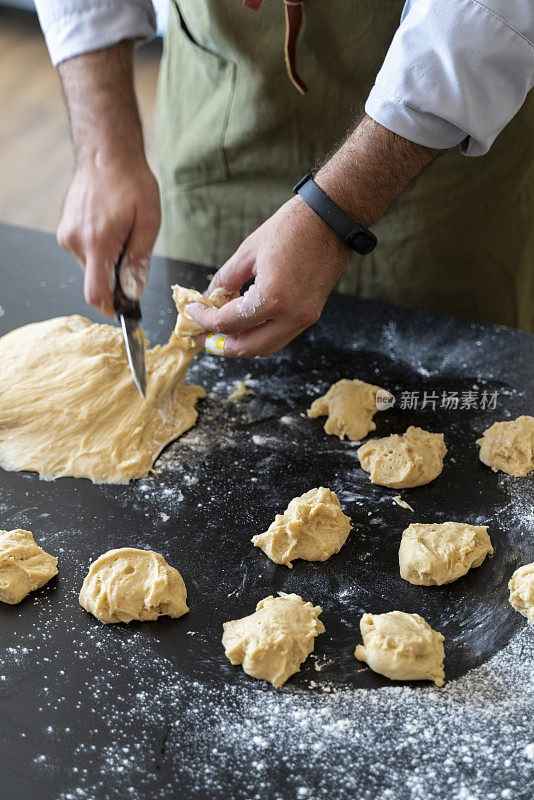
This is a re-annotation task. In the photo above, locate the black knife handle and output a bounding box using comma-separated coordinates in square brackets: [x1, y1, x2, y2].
[113, 247, 142, 321]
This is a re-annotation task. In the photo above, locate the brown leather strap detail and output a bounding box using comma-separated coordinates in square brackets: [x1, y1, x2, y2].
[283, 0, 307, 95]
[243, 0, 265, 10]
[243, 0, 308, 95]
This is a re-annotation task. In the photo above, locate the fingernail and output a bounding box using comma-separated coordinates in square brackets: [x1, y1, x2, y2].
[185, 302, 204, 321]
[205, 334, 226, 356]
[120, 258, 149, 301]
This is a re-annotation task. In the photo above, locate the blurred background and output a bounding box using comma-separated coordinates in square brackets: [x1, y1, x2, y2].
[0, 0, 168, 251]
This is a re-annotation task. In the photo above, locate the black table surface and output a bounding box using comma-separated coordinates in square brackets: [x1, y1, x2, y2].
[0, 222, 533, 800]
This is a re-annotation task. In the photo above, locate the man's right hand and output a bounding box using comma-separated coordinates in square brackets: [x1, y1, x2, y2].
[57, 153, 160, 317]
[57, 41, 160, 316]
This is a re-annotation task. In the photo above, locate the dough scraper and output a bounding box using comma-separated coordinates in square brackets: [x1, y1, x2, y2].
[113, 248, 147, 398]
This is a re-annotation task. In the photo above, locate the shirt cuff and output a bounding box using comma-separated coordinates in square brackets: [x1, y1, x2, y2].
[365, 84, 468, 152]
[364, 0, 534, 157]
[38, 1, 157, 66]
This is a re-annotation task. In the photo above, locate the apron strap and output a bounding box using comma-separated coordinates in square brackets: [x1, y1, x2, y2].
[243, 0, 308, 95]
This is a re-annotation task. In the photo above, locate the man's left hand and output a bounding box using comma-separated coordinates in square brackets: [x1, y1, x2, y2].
[187, 195, 351, 358]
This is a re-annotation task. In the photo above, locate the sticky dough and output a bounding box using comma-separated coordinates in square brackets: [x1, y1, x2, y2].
[0, 287, 235, 484]
[0, 529, 58, 604]
[399, 522, 493, 586]
[172, 285, 238, 338]
[222, 593, 324, 687]
[307, 378, 384, 441]
[357, 426, 447, 488]
[508, 563, 534, 622]
[477, 416, 534, 477]
[354, 611, 445, 686]
[251, 487, 352, 568]
[79, 547, 188, 624]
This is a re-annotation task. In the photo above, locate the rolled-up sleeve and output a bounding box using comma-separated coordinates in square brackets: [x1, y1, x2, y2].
[365, 0, 534, 156]
[35, 0, 157, 66]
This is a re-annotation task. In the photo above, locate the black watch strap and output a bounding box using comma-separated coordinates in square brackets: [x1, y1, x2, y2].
[293, 172, 377, 255]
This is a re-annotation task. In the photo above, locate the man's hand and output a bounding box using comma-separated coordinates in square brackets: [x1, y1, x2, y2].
[57, 42, 160, 316]
[188, 196, 351, 357]
[58, 153, 160, 316]
[189, 114, 438, 357]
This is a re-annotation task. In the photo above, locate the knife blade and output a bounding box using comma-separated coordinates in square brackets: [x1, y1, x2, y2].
[113, 248, 147, 398]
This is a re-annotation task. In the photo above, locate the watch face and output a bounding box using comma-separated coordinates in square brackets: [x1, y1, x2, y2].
[350, 230, 377, 255]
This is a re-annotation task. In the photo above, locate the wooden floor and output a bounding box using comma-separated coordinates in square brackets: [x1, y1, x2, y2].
[0, 8, 162, 247]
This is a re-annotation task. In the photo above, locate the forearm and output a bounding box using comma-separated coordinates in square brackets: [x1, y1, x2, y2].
[59, 41, 145, 167]
[56, 41, 160, 315]
[314, 114, 439, 228]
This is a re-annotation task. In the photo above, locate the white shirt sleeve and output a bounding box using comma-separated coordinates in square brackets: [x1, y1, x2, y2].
[365, 0, 534, 156]
[35, 0, 157, 66]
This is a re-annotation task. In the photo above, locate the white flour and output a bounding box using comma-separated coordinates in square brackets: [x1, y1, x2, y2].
[1, 513, 531, 800]
[5, 618, 529, 800]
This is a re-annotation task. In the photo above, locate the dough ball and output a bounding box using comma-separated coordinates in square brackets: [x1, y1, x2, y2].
[172, 285, 238, 339]
[0, 529, 58, 604]
[477, 416, 534, 477]
[357, 426, 447, 488]
[251, 487, 352, 568]
[399, 522, 493, 586]
[0, 314, 206, 483]
[79, 548, 189, 624]
[222, 593, 325, 687]
[354, 611, 445, 686]
[307, 378, 385, 441]
[508, 563, 534, 622]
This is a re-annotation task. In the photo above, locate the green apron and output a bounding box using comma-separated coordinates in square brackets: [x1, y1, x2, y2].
[155, 0, 534, 330]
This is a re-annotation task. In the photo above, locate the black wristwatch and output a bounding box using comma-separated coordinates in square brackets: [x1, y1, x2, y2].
[293, 172, 377, 255]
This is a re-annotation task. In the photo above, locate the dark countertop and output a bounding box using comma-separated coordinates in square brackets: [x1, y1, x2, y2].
[0, 222, 533, 800]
